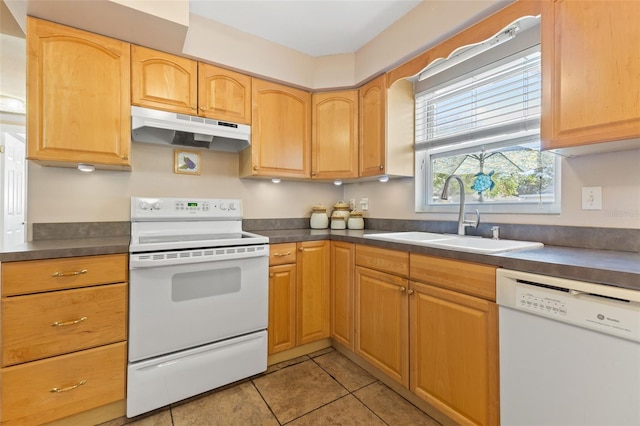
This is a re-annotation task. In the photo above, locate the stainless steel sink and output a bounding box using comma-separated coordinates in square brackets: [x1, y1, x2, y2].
[363, 232, 543, 254]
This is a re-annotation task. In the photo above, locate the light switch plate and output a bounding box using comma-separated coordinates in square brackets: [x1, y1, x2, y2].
[581, 186, 602, 210]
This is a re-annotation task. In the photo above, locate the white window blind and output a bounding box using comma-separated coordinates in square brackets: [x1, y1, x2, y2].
[415, 46, 541, 152]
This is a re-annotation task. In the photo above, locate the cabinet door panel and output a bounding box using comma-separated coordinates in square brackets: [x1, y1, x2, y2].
[268, 264, 296, 354]
[542, 0, 640, 148]
[410, 281, 498, 426]
[199, 63, 251, 124]
[312, 91, 358, 179]
[355, 266, 408, 387]
[330, 241, 354, 350]
[359, 75, 386, 177]
[248, 79, 311, 178]
[2, 283, 127, 366]
[27, 17, 130, 168]
[297, 241, 330, 345]
[131, 45, 197, 115]
[0, 342, 126, 425]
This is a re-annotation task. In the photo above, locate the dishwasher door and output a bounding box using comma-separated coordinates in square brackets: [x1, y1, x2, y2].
[496, 269, 640, 426]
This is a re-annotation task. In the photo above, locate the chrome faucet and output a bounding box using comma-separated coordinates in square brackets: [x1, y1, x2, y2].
[440, 175, 480, 235]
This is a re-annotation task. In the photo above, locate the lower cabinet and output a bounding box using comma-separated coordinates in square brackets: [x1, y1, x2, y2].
[354, 245, 410, 388]
[268, 241, 329, 354]
[330, 241, 355, 350]
[0, 254, 128, 425]
[410, 254, 498, 426]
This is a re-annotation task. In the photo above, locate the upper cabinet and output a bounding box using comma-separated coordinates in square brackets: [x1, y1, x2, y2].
[541, 0, 640, 151]
[312, 90, 359, 179]
[27, 17, 131, 170]
[131, 47, 251, 124]
[240, 79, 311, 179]
[359, 75, 386, 177]
[131, 45, 198, 115]
[198, 63, 252, 125]
[359, 75, 414, 179]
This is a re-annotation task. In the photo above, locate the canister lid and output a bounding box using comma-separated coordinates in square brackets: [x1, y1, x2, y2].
[349, 210, 363, 217]
[311, 204, 327, 212]
[333, 200, 350, 210]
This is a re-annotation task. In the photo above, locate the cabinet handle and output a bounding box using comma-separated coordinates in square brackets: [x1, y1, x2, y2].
[299, 247, 304, 252]
[379, 165, 384, 170]
[191, 105, 197, 110]
[50, 379, 87, 393]
[311, 172, 316, 176]
[274, 251, 292, 257]
[399, 286, 406, 293]
[253, 166, 259, 170]
[121, 155, 129, 160]
[269, 273, 274, 278]
[51, 316, 88, 327]
[51, 269, 88, 278]
[200, 106, 206, 111]
[408, 289, 415, 296]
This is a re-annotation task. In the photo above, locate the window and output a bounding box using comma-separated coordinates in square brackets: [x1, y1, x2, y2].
[415, 43, 561, 214]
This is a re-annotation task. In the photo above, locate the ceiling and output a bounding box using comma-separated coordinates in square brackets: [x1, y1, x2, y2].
[189, 0, 423, 57]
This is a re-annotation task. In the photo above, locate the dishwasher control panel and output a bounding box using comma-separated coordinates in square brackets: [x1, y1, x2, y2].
[497, 269, 640, 343]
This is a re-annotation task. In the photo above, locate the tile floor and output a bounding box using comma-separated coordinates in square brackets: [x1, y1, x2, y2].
[102, 347, 440, 426]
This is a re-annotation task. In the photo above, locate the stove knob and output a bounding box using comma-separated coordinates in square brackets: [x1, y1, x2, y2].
[219, 202, 227, 211]
[151, 201, 162, 211]
[228, 202, 237, 211]
[138, 201, 150, 211]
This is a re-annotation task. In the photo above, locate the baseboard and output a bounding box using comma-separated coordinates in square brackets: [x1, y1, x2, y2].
[267, 338, 332, 365]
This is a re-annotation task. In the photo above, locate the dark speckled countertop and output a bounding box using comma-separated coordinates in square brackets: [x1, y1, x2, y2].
[257, 229, 640, 291]
[1, 229, 638, 291]
[0, 237, 130, 262]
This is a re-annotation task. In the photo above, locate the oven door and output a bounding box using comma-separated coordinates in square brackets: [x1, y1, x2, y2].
[128, 250, 268, 362]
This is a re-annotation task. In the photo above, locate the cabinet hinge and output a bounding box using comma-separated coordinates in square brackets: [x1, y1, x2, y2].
[0, 145, 4, 153]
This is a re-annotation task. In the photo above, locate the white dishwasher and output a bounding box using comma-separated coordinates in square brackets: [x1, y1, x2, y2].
[496, 269, 640, 426]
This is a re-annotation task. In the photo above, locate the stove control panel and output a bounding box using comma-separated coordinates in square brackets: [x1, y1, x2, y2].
[131, 197, 242, 220]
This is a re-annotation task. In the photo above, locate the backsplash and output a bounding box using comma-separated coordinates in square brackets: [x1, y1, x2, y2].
[32, 219, 639, 253]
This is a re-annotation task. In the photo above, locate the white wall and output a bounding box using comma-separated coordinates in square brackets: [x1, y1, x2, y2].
[27, 143, 343, 223]
[343, 149, 640, 229]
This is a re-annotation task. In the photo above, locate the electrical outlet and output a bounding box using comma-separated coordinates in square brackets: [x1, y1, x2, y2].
[360, 197, 369, 211]
[581, 186, 602, 210]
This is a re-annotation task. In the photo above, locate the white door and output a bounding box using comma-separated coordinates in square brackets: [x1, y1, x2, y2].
[0, 124, 27, 247]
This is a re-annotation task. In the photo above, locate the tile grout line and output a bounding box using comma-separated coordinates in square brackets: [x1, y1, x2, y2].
[250, 378, 284, 425]
[309, 355, 391, 426]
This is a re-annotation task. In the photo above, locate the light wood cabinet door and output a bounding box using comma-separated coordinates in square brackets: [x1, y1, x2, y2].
[0, 342, 126, 425]
[268, 263, 297, 355]
[131, 45, 198, 115]
[198, 63, 251, 124]
[312, 90, 358, 179]
[330, 241, 355, 350]
[1, 283, 127, 366]
[242, 78, 311, 178]
[410, 280, 498, 426]
[355, 266, 409, 388]
[27, 17, 131, 169]
[296, 240, 330, 345]
[359, 74, 386, 177]
[1, 253, 128, 297]
[541, 0, 640, 149]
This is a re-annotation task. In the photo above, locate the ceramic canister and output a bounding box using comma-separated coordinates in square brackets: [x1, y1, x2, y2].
[347, 210, 364, 229]
[310, 204, 329, 229]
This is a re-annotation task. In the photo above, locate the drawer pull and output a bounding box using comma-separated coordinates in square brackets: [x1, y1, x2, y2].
[51, 269, 88, 277]
[50, 379, 87, 393]
[51, 316, 88, 327]
[274, 252, 292, 257]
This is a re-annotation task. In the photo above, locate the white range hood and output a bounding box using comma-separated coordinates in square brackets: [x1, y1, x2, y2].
[131, 106, 251, 152]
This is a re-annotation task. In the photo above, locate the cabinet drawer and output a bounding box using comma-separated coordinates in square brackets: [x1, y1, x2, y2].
[1, 254, 128, 296]
[269, 243, 297, 266]
[409, 254, 497, 301]
[2, 283, 127, 366]
[0, 342, 126, 425]
[356, 245, 408, 277]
